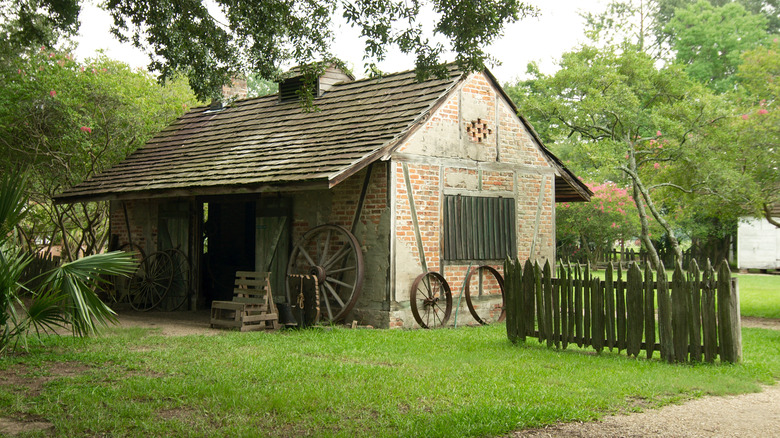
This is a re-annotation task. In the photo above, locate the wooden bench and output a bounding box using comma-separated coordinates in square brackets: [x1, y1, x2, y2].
[210, 271, 280, 331]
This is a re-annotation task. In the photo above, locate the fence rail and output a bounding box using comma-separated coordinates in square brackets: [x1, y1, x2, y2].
[504, 258, 741, 363]
[558, 247, 705, 268]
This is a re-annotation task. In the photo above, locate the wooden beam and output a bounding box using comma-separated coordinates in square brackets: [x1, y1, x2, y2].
[402, 163, 428, 273]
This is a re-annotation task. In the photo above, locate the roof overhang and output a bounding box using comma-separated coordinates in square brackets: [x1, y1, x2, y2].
[53, 179, 329, 204]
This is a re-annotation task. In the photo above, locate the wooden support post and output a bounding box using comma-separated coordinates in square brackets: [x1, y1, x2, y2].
[402, 163, 427, 273]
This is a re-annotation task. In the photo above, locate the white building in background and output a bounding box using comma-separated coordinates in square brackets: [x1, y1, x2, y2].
[737, 205, 780, 271]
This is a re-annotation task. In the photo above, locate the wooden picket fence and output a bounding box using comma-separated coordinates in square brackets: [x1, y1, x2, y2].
[503, 259, 741, 363]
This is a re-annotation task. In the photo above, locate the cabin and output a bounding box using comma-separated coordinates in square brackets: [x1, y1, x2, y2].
[737, 204, 780, 272]
[55, 63, 591, 328]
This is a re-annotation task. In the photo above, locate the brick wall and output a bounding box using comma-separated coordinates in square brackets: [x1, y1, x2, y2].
[109, 199, 158, 254]
[389, 71, 556, 328]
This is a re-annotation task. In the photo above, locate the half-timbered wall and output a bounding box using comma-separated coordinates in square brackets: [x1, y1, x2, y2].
[289, 163, 391, 327]
[389, 72, 556, 328]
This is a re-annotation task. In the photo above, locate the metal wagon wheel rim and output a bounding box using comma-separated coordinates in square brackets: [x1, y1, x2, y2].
[157, 248, 191, 311]
[464, 265, 506, 325]
[286, 224, 364, 323]
[410, 271, 452, 329]
[128, 251, 174, 311]
[109, 243, 146, 304]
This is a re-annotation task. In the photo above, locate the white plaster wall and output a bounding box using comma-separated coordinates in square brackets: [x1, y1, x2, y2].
[737, 216, 780, 269]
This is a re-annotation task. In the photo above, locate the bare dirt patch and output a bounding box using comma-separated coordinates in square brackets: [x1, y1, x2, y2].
[0, 361, 91, 397]
[114, 309, 217, 336]
[0, 416, 54, 436]
[741, 316, 780, 330]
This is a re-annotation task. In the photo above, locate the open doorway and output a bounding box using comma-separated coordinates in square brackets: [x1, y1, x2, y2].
[202, 200, 256, 303]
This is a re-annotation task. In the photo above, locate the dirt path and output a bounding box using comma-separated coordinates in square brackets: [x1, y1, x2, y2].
[512, 384, 780, 437]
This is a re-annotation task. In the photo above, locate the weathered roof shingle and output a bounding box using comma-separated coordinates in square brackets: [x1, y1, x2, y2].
[56, 65, 463, 202]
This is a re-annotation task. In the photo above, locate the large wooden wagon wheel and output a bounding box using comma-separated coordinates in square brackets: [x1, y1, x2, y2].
[286, 224, 364, 323]
[157, 248, 191, 311]
[464, 265, 506, 325]
[108, 242, 146, 304]
[128, 251, 174, 311]
[410, 272, 452, 329]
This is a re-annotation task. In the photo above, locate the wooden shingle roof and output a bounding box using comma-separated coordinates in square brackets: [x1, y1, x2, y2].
[55, 64, 591, 203]
[56, 65, 463, 202]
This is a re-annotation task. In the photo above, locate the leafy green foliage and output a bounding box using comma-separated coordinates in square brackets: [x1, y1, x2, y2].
[0, 47, 196, 258]
[665, 0, 769, 93]
[0, 0, 536, 101]
[0, 173, 137, 353]
[508, 44, 726, 268]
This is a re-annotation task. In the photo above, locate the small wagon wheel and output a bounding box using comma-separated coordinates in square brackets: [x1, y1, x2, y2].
[286, 224, 364, 323]
[157, 248, 191, 311]
[108, 243, 146, 304]
[128, 251, 174, 311]
[464, 265, 506, 325]
[410, 272, 452, 329]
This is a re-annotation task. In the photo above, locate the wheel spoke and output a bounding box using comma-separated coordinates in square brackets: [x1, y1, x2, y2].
[323, 282, 345, 308]
[328, 265, 356, 275]
[319, 229, 332, 265]
[322, 245, 350, 269]
[298, 245, 317, 268]
[433, 307, 442, 327]
[325, 276, 353, 290]
[321, 284, 334, 320]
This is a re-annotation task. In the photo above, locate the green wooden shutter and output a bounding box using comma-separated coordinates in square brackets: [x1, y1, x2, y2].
[443, 195, 516, 261]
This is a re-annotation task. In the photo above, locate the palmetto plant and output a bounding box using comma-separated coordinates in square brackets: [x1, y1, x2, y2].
[0, 172, 136, 353]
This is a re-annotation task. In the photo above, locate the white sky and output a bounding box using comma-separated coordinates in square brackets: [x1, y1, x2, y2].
[73, 0, 609, 84]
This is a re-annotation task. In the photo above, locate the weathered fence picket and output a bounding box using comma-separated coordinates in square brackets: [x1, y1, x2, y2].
[689, 260, 702, 362]
[644, 263, 654, 360]
[616, 264, 626, 353]
[605, 263, 615, 352]
[504, 258, 740, 364]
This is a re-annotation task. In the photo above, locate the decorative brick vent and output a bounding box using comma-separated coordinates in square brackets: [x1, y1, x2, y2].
[465, 119, 492, 142]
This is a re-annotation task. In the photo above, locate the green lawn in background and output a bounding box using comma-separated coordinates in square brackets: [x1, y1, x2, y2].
[1, 324, 778, 437]
[735, 274, 780, 319]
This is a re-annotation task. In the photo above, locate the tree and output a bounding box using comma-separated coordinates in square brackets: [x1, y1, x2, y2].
[665, 0, 769, 93]
[0, 48, 196, 259]
[1, 173, 136, 354]
[557, 182, 643, 261]
[1, 0, 538, 101]
[509, 45, 725, 270]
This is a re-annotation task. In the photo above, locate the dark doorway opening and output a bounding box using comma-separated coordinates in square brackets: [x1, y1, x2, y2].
[202, 201, 256, 303]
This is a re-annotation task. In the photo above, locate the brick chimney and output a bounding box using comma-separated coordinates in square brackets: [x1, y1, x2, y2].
[221, 77, 248, 101]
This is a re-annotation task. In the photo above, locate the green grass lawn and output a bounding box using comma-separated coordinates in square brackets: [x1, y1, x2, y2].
[735, 273, 780, 319]
[1, 324, 778, 437]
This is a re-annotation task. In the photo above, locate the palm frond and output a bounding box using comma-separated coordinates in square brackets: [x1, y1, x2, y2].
[43, 251, 137, 336]
[0, 173, 28, 243]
